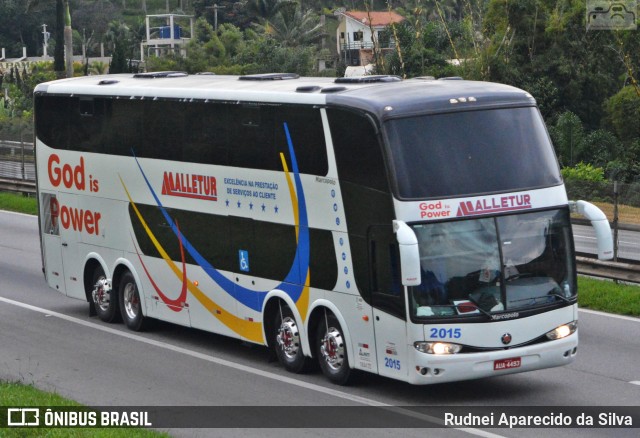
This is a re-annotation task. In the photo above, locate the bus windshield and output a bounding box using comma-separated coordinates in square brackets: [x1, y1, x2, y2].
[410, 209, 575, 320]
[385, 107, 562, 199]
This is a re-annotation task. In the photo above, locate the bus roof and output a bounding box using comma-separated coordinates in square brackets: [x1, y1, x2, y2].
[35, 73, 536, 118]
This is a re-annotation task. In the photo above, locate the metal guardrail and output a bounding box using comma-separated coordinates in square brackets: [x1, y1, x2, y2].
[0, 139, 35, 194]
[576, 255, 640, 283]
[0, 177, 35, 195]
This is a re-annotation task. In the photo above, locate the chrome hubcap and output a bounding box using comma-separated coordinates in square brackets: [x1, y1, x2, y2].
[320, 327, 344, 371]
[123, 282, 139, 320]
[276, 317, 300, 359]
[92, 277, 110, 311]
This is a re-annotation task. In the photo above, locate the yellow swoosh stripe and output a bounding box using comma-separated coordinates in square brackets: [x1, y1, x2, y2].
[120, 175, 264, 343]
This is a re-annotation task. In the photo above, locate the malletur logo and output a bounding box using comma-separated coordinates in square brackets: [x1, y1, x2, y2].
[162, 171, 218, 201]
[587, 1, 637, 30]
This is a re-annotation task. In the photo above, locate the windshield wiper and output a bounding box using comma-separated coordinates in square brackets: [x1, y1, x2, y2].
[547, 290, 571, 303]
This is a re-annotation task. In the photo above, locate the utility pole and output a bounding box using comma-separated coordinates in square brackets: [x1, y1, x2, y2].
[206, 4, 225, 31]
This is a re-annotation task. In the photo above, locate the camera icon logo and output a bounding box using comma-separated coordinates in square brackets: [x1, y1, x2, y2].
[587, 1, 637, 30]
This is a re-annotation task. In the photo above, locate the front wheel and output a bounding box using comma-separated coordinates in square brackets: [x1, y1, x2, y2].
[119, 271, 149, 331]
[273, 303, 310, 373]
[91, 265, 119, 323]
[316, 313, 352, 385]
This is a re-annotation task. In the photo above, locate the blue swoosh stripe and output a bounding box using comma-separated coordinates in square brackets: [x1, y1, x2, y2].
[133, 122, 310, 311]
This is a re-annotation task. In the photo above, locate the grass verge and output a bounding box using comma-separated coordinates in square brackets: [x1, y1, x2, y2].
[591, 201, 640, 225]
[0, 382, 168, 437]
[578, 276, 640, 316]
[0, 192, 38, 215]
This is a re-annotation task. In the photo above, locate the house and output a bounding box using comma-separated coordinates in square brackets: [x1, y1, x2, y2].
[336, 10, 405, 67]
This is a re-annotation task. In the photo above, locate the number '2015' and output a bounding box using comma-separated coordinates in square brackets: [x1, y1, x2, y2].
[429, 328, 462, 339]
[384, 358, 401, 370]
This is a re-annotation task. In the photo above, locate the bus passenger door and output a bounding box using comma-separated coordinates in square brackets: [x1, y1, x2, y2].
[40, 192, 66, 293]
[369, 225, 409, 380]
[55, 192, 85, 300]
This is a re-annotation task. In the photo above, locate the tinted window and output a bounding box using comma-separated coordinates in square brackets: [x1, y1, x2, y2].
[384, 107, 562, 199]
[35, 95, 328, 175]
[328, 108, 389, 192]
[369, 224, 404, 320]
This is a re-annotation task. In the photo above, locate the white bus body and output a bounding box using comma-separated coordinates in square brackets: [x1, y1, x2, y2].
[35, 73, 612, 385]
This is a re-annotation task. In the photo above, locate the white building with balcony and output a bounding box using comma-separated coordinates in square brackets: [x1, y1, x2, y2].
[336, 10, 405, 66]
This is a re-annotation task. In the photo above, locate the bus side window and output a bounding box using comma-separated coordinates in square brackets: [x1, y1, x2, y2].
[36, 95, 70, 150]
[327, 108, 388, 192]
[184, 102, 229, 166]
[68, 98, 106, 153]
[143, 100, 184, 161]
[369, 225, 405, 320]
[228, 105, 278, 170]
[274, 106, 328, 176]
[105, 99, 142, 157]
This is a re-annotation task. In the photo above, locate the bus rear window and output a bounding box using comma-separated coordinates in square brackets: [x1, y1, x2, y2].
[384, 107, 562, 200]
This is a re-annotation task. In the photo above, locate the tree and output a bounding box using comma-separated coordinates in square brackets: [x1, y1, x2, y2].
[245, 0, 296, 20]
[253, 4, 324, 47]
[549, 111, 584, 167]
[54, 0, 65, 75]
[604, 86, 640, 145]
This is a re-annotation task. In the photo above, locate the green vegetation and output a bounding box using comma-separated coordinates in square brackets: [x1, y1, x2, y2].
[2, 0, 638, 184]
[0, 382, 168, 437]
[578, 277, 640, 317]
[561, 163, 605, 182]
[0, 192, 38, 215]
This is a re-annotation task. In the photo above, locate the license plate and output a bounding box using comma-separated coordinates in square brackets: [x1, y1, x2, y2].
[494, 357, 521, 371]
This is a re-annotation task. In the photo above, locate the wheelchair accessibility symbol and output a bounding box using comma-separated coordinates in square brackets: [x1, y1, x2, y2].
[239, 250, 250, 272]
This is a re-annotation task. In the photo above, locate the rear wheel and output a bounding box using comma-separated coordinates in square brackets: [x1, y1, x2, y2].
[119, 271, 149, 331]
[273, 303, 309, 373]
[316, 313, 352, 385]
[91, 265, 119, 323]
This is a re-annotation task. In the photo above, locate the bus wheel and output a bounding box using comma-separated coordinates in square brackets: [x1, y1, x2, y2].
[316, 313, 352, 385]
[119, 271, 148, 331]
[274, 303, 308, 373]
[91, 265, 119, 323]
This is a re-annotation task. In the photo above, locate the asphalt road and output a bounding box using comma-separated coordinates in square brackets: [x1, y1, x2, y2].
[0, 210, 638, 437]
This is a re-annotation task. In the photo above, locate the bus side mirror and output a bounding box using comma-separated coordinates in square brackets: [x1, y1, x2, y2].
[570, 200, 614, 260]
[393, 220, 421, 286]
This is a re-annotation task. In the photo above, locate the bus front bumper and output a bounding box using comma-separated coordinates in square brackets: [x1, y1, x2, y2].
[407, 332, 578, 385]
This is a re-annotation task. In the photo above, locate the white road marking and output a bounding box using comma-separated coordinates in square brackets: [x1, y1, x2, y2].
[573, 235, 596, 240]
[0, 296, 504, 437]
[630, 381, 640, 386]
[1, 210, 38, 219]
[578, 308, 640, 323]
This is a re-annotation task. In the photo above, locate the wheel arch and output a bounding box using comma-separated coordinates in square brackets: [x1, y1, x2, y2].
[262, 290, 312, 356]
[307, 300, 355, 370]
[112, 258, 147, 317]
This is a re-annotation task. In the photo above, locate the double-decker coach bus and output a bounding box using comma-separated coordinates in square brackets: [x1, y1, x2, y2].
[34, 72, 613, 385]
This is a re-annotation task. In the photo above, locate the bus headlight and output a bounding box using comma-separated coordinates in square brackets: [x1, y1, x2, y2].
[414, 342, 462, 355]
[545, 321, 577, 340]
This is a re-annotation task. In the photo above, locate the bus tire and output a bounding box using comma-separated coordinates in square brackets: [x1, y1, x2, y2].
[118, 271, 148, 331]
[91, 264, 120, 323]
[316, 313, 352, 385]
[274, 303, 309, 373]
